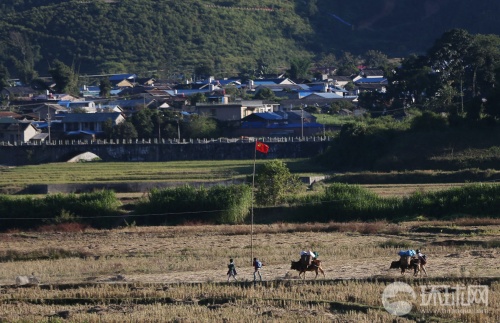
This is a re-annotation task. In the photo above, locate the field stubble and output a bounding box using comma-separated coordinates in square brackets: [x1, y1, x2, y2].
[0, 222, 499, 322]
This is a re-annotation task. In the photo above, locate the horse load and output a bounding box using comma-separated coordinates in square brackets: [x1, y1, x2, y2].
[389, 249, 428, 277]
[290, 250, 325, 279]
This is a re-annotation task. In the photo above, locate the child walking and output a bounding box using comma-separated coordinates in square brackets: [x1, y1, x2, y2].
[253, 257, 263, 285]
[227, 258, 237, 282]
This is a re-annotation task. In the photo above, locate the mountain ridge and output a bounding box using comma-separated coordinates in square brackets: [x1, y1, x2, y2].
[0, 0, 499, 79]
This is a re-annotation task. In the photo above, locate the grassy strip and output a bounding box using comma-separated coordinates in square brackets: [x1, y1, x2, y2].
[0, 159, 317, 187]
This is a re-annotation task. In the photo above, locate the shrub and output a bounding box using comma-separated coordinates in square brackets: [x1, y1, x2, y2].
[134, 184, 252, 225]
[0, 190, 121, 231]
[280, 182, 500, 223]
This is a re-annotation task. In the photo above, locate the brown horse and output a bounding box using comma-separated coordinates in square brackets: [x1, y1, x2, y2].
[413, 258, 428, 277]
[290, 259, 325, 279]
[389, 257, 425, 276]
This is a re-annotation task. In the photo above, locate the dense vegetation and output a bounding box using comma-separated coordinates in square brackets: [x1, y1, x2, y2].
[2, 182, 499, 231]
[134, 184, 253, 225]
[316, 113, 500, 172]
[0, 0, 499, 79]
[0, 190, 121, 229]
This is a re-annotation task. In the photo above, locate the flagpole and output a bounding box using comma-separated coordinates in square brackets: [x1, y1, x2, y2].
[251, 140, 257, 265]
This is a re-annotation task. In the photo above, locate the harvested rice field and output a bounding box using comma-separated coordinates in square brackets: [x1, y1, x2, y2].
[0, 221, 499, 322]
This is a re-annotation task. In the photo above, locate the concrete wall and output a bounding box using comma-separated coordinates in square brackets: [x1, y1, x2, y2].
[0, 140, 332, 165]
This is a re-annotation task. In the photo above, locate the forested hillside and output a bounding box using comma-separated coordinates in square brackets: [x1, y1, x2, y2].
[0, 0, 499, 80]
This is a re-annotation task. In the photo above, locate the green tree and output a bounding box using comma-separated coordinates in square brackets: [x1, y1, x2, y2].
[0, 65, 9, 91]
[71, 107, 87, 114]
[189, 92, 207, 106]
[99, 78, 112, 98]
[287, 57, 311, 80]
[306, 0, 318, 17]
[102, 119, 114, 139]
[387, 54, 440, 106]
[194, 61, 214, 80]
[485, 66, 500, 119]
[254, 160, 301, 206]
[428, 29, 473, 85]
[337, 51, 359, 76]
[114, 121, 138, 140]
[183, 114, 218, 139]
[254, 87, 277, 101]
[49, 59, 78, 94]
[15, 60, 38, 85]
[315, 53, 337, 70]
[9, 31, 40, 84]
[344, 81, 356, 91]
[99, 62, 127, 74]
[131, 108, 155, 138]
[363, 50, 389, 69]
[466, 34, 500, 98]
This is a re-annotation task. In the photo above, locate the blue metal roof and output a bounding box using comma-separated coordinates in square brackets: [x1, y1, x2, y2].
[354, 77, 387, 84]
[109, 74, 137, 81]
[174, 89, 212, 95]
[67, 130, 99, 136]
[308, 84, 327, 91]
[297, 91, 314, 98]
[304, 93, 344, 99]
[250, 112, 283, 120]
[219, 79, 241, 86]
[61, 112, 122, 122]
[253, 81, 277, 86]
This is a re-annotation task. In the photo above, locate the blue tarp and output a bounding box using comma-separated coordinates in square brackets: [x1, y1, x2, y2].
[398, 250, 416, 257]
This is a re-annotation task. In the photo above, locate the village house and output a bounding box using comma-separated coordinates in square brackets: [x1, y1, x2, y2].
[58, 100, 97, 113]
[59, 112, 125, 139]
[236, 112, 324, 137]
[0, 86, 38, 100]
[0, 118, 39, 143]
[109, 74, 137, 88]
[195, 100, 279, 121]
[32, 103, 69, 121]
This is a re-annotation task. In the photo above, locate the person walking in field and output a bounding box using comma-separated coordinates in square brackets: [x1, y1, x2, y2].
[416, 249, 428, 276]
[227, 258, 237, 282]
[253, 257, 263, 285]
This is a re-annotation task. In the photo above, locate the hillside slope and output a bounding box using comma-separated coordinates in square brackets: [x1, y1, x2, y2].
[0, 0, 499, 77]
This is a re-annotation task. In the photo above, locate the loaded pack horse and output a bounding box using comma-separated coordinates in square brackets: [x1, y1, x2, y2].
[389, 256, 427, 277]
[290, 259, 325, 279]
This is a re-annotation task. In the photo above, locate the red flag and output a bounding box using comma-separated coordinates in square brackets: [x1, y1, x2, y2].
[256, 141, 269, 154]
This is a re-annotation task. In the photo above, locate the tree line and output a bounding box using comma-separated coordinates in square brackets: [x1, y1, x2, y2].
[0, 0, 499, 82]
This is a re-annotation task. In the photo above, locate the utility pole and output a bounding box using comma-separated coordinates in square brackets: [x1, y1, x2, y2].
[177, 118, 181, 142]
[47, 113, 51, 143]
[460, 79, 464, 114]
[157, 114, 161, 142]
[301, 106, 304, 139]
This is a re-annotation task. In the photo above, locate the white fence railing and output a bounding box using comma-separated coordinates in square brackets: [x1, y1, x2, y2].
[0, 136, 334, 147]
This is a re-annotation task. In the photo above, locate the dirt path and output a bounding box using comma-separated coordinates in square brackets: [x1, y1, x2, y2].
[119, 250, 499, 285]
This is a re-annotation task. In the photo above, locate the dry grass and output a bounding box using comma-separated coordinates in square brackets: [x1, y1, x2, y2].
[0, 222, 498, 322]
[363, 183, 466, 197]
